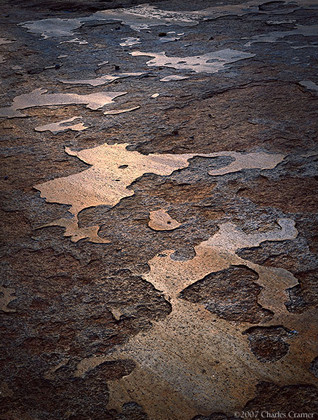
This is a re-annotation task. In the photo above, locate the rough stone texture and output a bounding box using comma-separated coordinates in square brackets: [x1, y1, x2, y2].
[237, 176, 318, 213]
[243, 382, 318, 414]
[310, 357, 318, 379]
[198, 382, 318, 419]
[180, 265, 274, 323]
[243, 326, 294, 362]
[1, 0, 317, 418]
[286, 270, 318, 313]
[192, 414, 238, 420]
[10, 0, 165, 13]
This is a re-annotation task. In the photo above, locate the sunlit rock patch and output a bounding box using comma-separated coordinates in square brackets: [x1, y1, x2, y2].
[39, 216, 110, 243]
[34, 143, 284, 243]
[148, 208, 181, 231]
[0, 37, 13, 45]
[120, 37, 140, 47]
[75, 219, 317, 419]
[20, 17, 83, 39]
[160, 75, 189, 82]
[104, 106, 140, 115]
[92, 4, 200, 31]
[131, 49, 255, 74]
[60, 72, 144, 87]
[0, 88, 127, 118]
[35, 116, 88, 134]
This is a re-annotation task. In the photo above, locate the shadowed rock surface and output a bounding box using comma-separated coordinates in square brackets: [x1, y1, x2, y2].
[243, 325, 295, 362]
[180, 265, 274, 323]
[1, 0, 317, 418]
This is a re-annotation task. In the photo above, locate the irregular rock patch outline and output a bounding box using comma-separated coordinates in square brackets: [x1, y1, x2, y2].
[74, 219, 318, 419]
[131, 49, 255, 74]
[34, 143, 284, 243]
[160, 75, 189, 82]
[120, 37, 140, 47]
[159, 32, 181, 43]
[60, 72, 144, 87]
[0, 88, 126, 118]
[148, 209, 181, 231]
[97, 60, 109, 67]
[104, 106, 140, 115]
[40, 217, 110, 244]
[20, 17, 83, 39]
[35, 116, 88, 134]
